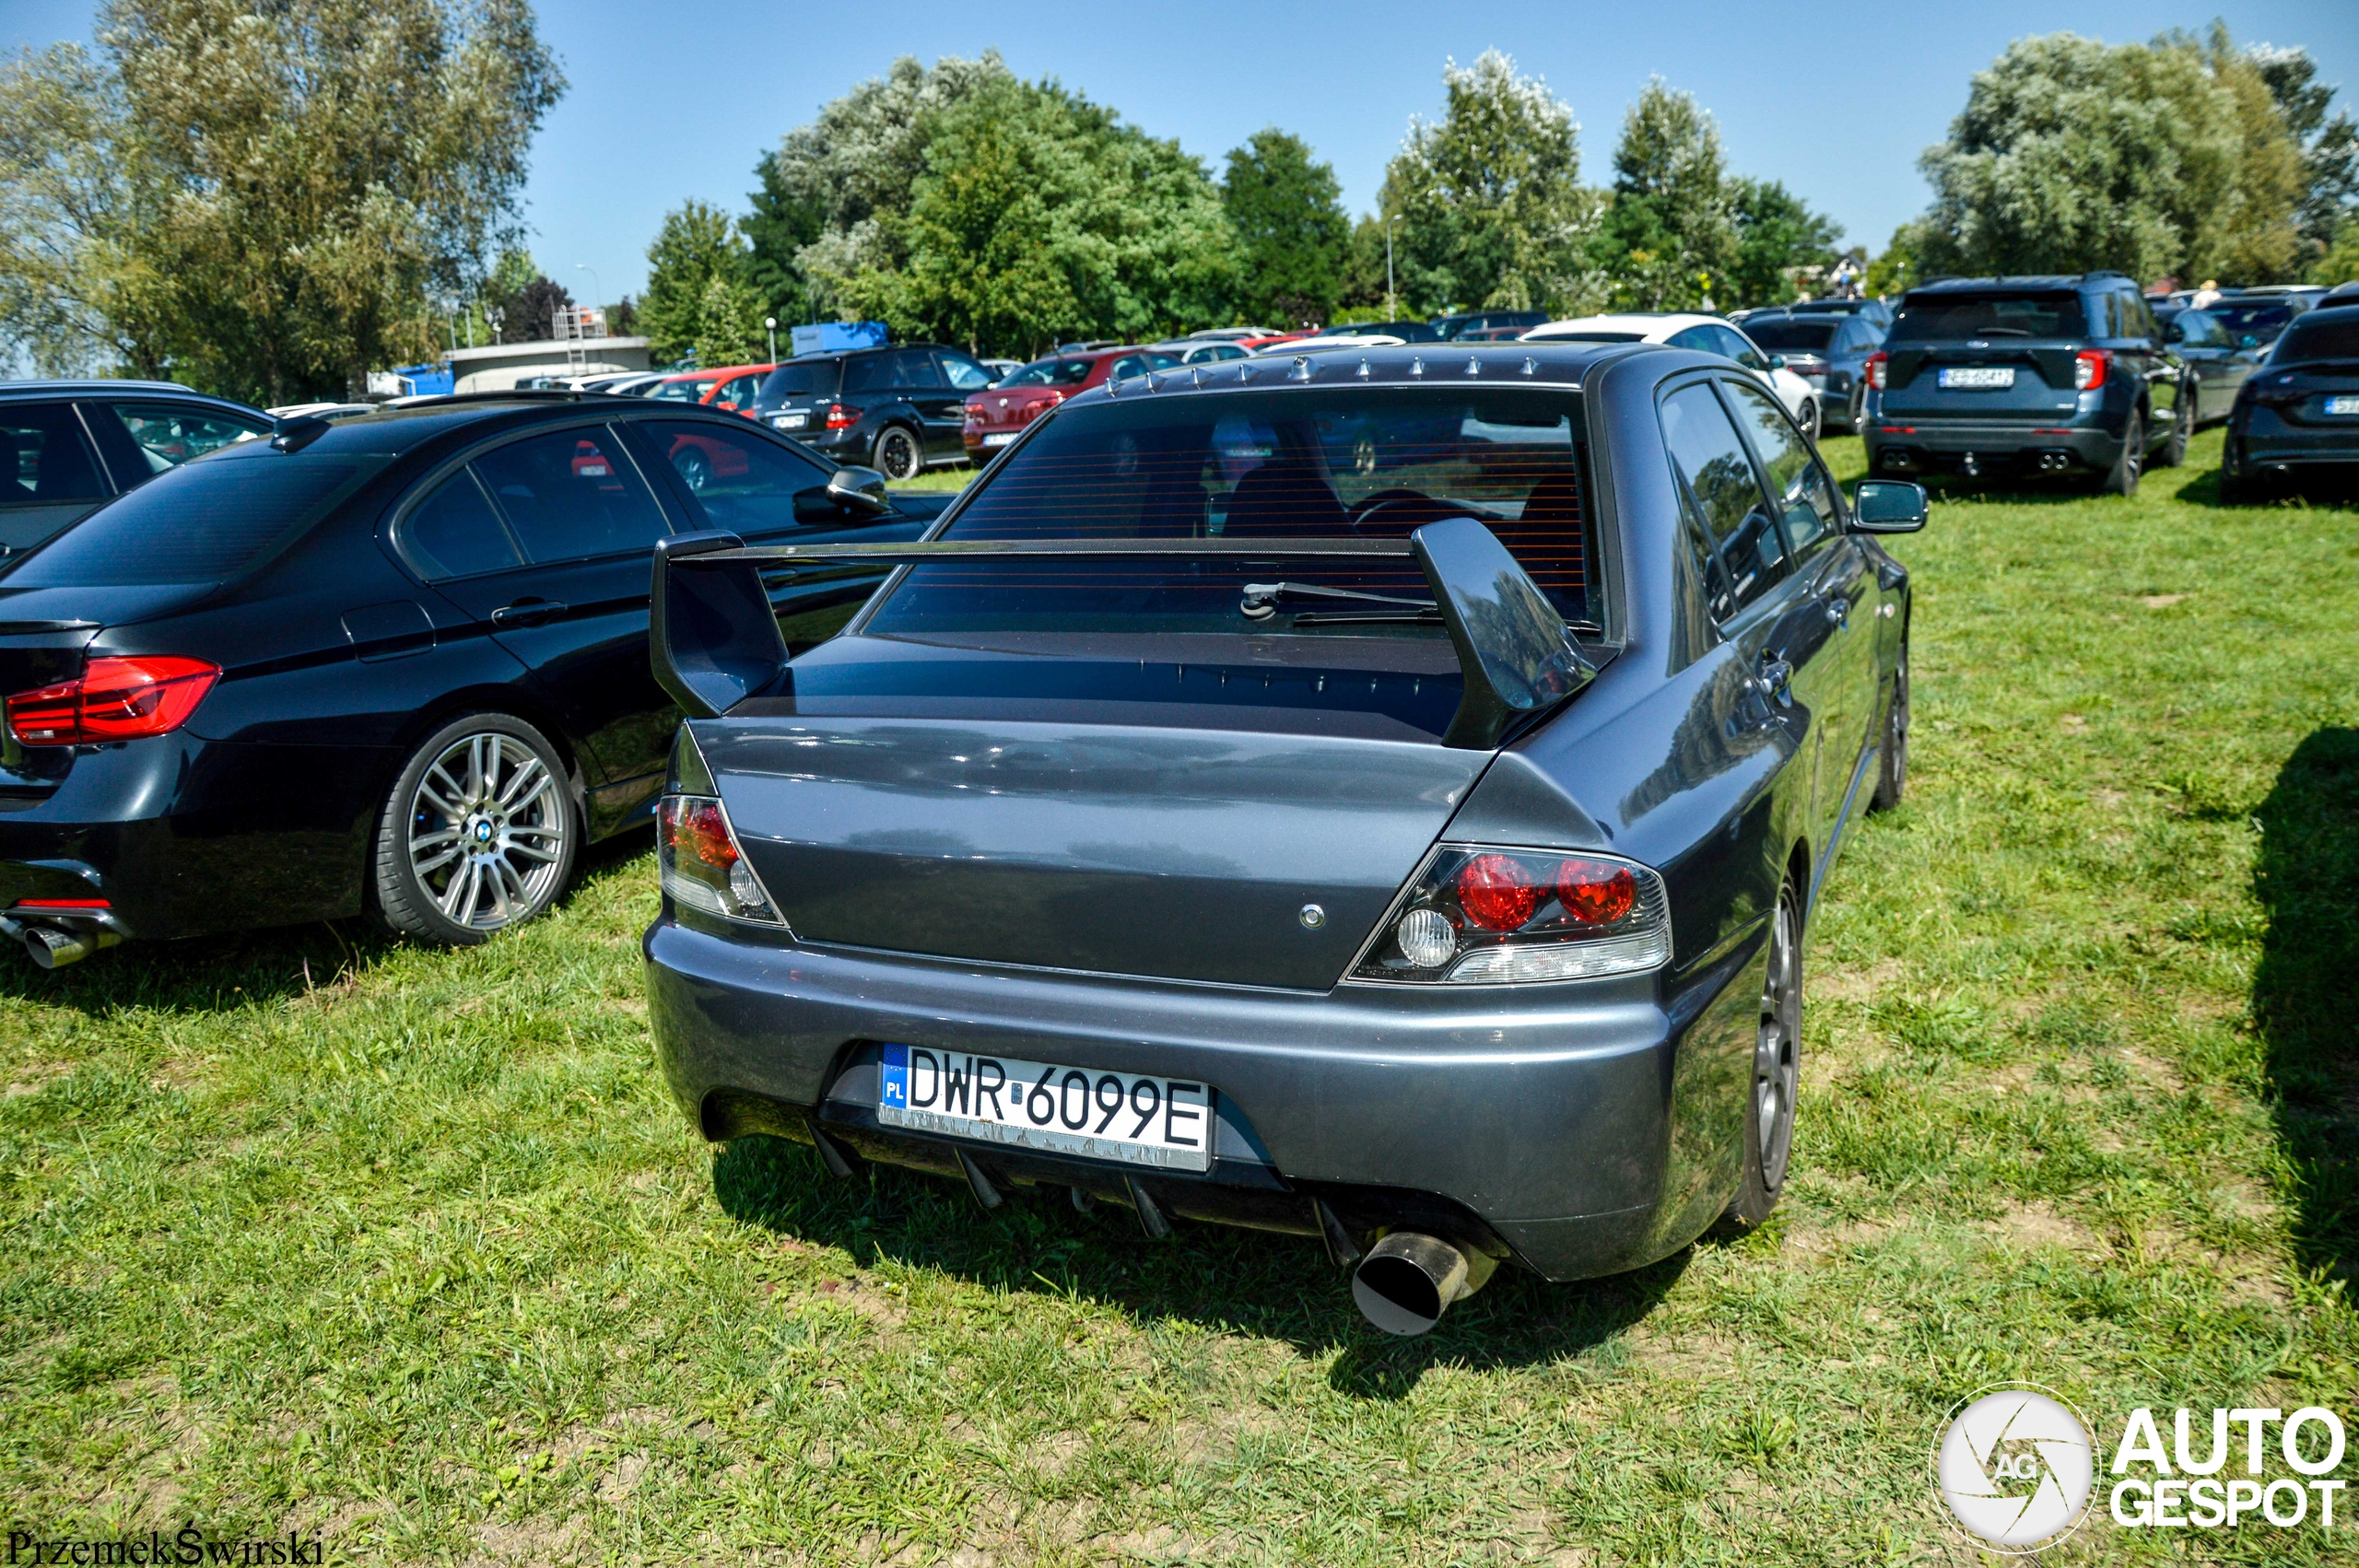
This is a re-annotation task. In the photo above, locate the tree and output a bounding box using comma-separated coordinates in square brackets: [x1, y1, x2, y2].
[743, 149, 823, 327]
[2248, 42, 2359, 263]
[1222, 129, 1348, 326]
[1727, 178, 1843, 308]
[1380, 52, 1602, 319]
[1591, 79, 1736, 310]
[693, 273, 769, 369]
[499, 274, 572, 343]
[0, 0, 561, 402]
[640, 198, 745, 363]
[1913, 30, 2306, 286]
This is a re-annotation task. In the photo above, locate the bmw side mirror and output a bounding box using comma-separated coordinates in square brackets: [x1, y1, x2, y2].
[827, 465, 891, 516]
[1851, 480, 1929, 533]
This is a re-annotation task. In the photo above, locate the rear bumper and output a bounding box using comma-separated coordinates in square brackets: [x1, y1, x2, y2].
[644, 913, 1770, 1281]
[1864, 418, 2122, 474]
[2230, 411, 2359, 468]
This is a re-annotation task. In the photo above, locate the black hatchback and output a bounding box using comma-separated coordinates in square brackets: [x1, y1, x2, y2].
[0, 394, 946, 966]
[749, 345, 997, 480]
[1863, 273, 2190, 495]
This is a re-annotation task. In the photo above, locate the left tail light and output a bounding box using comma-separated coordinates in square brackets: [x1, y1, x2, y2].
[1863, 351, 1887, 391]
[657, 793, 783, 924]
[1351, 845, 1670, 984]
[6, 656, 220, 746]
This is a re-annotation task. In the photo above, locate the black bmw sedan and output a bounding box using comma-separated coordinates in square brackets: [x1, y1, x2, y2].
[0, 394, 945, 965]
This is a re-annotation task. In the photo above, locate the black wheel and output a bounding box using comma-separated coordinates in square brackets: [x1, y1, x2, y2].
[2218, 465, 2255, 505]
[871, 425, 921, 482]
[1872, 636, 1907, 811]
[1719, 880, 1802, 1234]
[672, 447, 712, 492]
[1799, 395, 1821, 444]
[2102, 412, 2143, 497]
[1847, 384, 1869, 434]
[2154, 396, 2191, 468]
[372, 713, 579, 945]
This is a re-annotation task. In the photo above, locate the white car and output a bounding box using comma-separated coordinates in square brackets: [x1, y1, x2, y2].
[1254, 333, 1407, 354]
[1520, 312, 1823, 439]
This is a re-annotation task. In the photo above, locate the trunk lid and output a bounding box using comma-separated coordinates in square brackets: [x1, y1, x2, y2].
[0, 582, 215, 696]
[693, 633, 1492, 989]
[1880, 339, 2085, 420]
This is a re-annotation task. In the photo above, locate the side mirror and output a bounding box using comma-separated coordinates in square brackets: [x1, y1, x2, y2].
[1851, 480, 1929, 534]
[827, 465, 891, 516]
[1768, 354, 1789, 370]
[2240, 334, 2260, 348]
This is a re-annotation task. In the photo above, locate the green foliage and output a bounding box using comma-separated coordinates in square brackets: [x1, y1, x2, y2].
[1865, 220, 1931, 298]
[693, 272, 768, 369]
[1381, 50, 1602, 318]
[1727, 177, 1844, 310]
[2247, 42, 2359, 262]
[743, 150, 824, 327]
[1221, 128, 1348, 328]
[1591, 78, 1735, 310]
[2313, 216, 2359, 285]
[640, 198, 745, 363]
[0, 0, 561, 402]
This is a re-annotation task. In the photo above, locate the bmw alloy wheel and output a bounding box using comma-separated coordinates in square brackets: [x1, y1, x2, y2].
[405, 730, 571, 931]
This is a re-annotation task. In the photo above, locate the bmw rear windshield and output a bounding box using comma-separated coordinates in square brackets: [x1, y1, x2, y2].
[1887, 292, 2092, 342]
[861, 388, 1599, 637]
[5, 446, 384, 586]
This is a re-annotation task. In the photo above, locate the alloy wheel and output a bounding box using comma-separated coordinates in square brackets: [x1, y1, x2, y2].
[1754, 893, 1802, 1193]
[874, 427, 920, 481]
[405, 730, 570, 931]
[674, 449, 712, 491]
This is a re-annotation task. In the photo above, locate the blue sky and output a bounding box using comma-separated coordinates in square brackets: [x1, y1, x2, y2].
[12, 1, 2359, 307]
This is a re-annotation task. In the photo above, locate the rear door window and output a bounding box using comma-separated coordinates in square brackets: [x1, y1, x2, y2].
[1660, 382, 1785, 619]
[840, 354, 895, 394]
[0, 404, 110, 508]
[471, 426, 671, 564]
[644, 418, 834, 535]
[104, 403, 269, 476]
[1722, 380, 1838, 561]
[895, 351, 946, 390]
[399, 468, 522, 579]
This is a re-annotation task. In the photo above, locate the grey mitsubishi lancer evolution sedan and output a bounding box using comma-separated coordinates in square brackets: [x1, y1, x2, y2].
[640, 341, 1929, 1335]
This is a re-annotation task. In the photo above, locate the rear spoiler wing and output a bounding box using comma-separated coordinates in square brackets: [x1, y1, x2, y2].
[650, 517, 1595, 750]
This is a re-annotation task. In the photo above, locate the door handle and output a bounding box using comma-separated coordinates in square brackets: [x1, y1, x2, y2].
[490, 599, 566, 627]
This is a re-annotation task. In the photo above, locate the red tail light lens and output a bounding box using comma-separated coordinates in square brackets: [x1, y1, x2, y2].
[1555, 858, 1637, 924]
[2074, 349, 2108, 391]
[1864, 351, 1887, 391]
[824, 403, 857, 430]
[657, 793, 783, 924]
[1020, 393, 1063, 424]
[1457, 853, 1539, 930]
[6, 656, 220, 746]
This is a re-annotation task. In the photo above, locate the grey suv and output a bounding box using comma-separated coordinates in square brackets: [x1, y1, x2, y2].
[1862, 274, 2189, 496]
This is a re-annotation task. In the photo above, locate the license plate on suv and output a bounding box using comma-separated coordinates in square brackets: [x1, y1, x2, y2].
[2326, 395, 2359, 415]
[1939, 367, 2015, 390]
[877, 1045, 1214, 1171]
[773, 412, 809, 429]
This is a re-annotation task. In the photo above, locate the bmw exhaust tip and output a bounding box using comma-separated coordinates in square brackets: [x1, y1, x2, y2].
[15, 922, 117, 969]
[1350, 1232, 1496, 1337]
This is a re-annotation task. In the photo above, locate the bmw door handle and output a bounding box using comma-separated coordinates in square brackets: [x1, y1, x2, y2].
[490, 598, 567, 627]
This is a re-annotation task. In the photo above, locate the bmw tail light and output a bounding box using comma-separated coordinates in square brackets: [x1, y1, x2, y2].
[824, 403, 857, 430]
[2074, 350, 2108, 391]
[1353, 846, 1669, 984]
[1863, 351, 1887, 391]
[657, 794, 784, 924]
[6, 656, 220, 746]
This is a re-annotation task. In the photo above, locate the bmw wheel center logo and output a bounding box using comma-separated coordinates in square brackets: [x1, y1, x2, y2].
[1933, 1383, 2096, 1551]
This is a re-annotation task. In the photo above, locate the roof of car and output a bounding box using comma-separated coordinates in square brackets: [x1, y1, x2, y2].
[1907, 274, 2128, 294]
[267, 390, 750, 457]
[1524, 312, 1720, 340]
[0, 378, 258, 409]
[1046, 341, 1649, 406]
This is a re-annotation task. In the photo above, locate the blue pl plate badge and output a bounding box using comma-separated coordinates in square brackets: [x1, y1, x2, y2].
[881, 1043, 910, 1110]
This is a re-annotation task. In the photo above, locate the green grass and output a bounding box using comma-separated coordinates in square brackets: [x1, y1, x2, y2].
[4, 429, 2356, 1564]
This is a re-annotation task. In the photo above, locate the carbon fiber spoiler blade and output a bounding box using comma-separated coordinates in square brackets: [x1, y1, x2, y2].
[650, 520, 1592, 748]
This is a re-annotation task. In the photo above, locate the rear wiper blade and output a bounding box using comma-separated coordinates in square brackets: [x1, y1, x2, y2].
[1240, 580, 1437, 621]
[1288, 609, 1446, 626]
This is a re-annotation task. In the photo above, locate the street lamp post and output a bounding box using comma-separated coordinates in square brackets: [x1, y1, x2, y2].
[766, 317, 778, 362]
[572, 265, 603, 333]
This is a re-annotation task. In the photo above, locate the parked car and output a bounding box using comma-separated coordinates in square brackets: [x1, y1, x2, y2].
[2220, 303, 2359, 502]
[1521, 313, 1824, 438]
[666, 364, 775, 418]
[1731, 307, 1888, 432]
[641, 336, 1928, 1336]
[751, 345, 997, 480]
[1861, 273, 2191, 494]
[0, 380, 273, 557]
[0, 395, 951, 967]
[266, 401, 377, 420]
[2320, 279, 2359, 305]
[1431, 309, 1548, 340]
[962, 347, 1179, 459]
[2161, 307, 2265, 424]
[979, 358, 1024, 384]
[649, 371, 728, 404]
[1735, 296, 1894, 331]
[2204, 293, 2313, 352]
[1299, 320, 1443, 344]
[1154, 340, 1255, 366]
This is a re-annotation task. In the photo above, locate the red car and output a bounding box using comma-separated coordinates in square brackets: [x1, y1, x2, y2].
[962, 346, 1177, 457]
[649, 364, 776, 419]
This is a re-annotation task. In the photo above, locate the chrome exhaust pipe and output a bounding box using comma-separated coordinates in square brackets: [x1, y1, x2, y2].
[1350, 1231, 1497, 1336]
[15, 922, 118, 969]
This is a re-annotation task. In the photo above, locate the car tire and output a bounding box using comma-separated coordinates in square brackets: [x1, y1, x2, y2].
[1871, 637, 1907, 812]
[871, 425, 921, 482]
[672, 447, 712, 492]
[371, 713, 579, 946]
[1797, 395, 1822, 444]
[2101, 412, 2143, 497]
[2154, 396, 2192, 468]
[1717, 878, 1802, 1235]
[1848, 385, 1869, 434]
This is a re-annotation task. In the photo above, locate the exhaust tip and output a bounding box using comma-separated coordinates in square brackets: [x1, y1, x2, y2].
[1351, 1232, 1473, 1337]
[23, 925, 90, 969]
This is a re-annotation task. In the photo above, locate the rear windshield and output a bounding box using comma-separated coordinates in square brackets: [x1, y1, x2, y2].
[6, 448, 381, 585]
[1741, 319, 1839, 352]
[1001, 357, 1099, 388]
[650, 378, 718, 402]
[1888, 293, 2089, 342]
[761, 361, 839, 399]
[2212, 301, 2295, 338]
[2271, 315, 2359, 365]
[863, 389, 1596, 636]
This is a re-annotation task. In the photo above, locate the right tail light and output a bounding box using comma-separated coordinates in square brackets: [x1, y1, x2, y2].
[2074, 349, 2109, 391]
[1863, 351, 1887, 391]
[1352, 845, 1670, 985]
[6, 656, 220, 746]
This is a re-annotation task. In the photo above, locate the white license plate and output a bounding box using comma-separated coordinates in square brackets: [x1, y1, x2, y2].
[1939, 367, 2015, 389]
[2326, 395, 2359, 415]
[773, 412, 808, 429]
[877, 1045, 1214, 1172]
[981, 431, 1017, 447]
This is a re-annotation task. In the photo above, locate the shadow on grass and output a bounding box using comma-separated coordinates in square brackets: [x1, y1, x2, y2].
[0, 823, 655, 1017]
[711, 1133, 1685, 1398]
[2254, 727, 2359, 1285]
